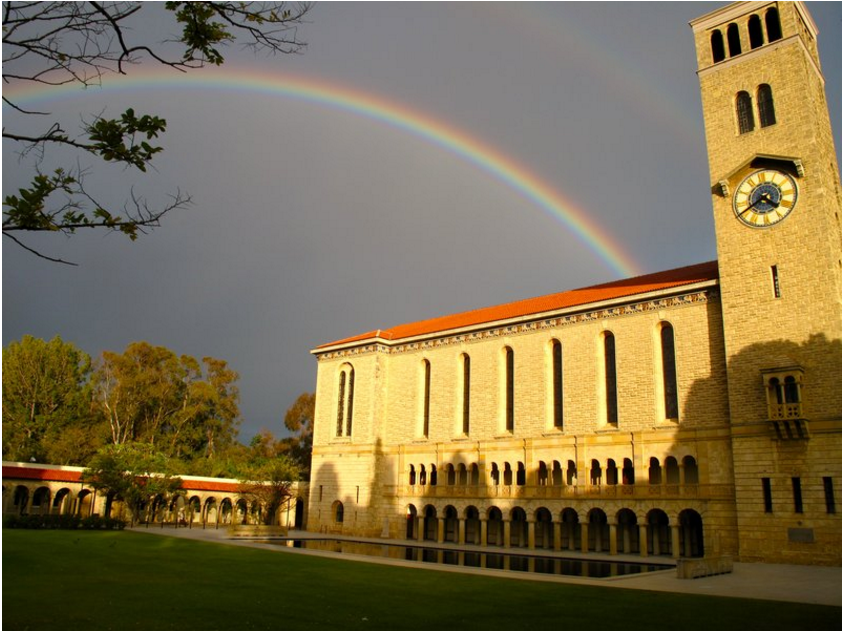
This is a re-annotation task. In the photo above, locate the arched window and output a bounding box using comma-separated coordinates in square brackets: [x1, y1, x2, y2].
[460, 353, 471, 436]
[765, 8, 782, 42]
[622, 458, 635, 485]
[603, 332, 618, 425]
[490, 462, 500, 486]
[516, 462, 526, 486]
[504, 347, 514, 432]
[419, 465, 427, 486]
[748, 15, 764, 49]
[736, 91, 755, 134]
[430, 464, 438, 486]
[336, 365, 355, 437]
[590, 459, 602, 486]
[409, 465, 416, 486]
[537, 461, 549, 486]
[757, 84, 776, 127]
[606, 459, 618, 485]
[665, 457, 680, 484]
[421, 359, 431, 438]
[333, 501, 344, 524]
[683, 456, 699, 485]
[660, 323, 679, 420]
[710, 30, 726, 63]
[503, 462, 513, 486]
[552, 339, 564, 429]
[336, 370, 346, 436]
[648, 457, 662, 485]
[727, 23, 741, 57]
[447, 464, 456, 486]
[566, 460, 577, 486]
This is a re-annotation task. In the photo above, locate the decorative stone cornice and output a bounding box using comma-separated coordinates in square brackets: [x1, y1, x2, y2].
[316, 289, 719, 361]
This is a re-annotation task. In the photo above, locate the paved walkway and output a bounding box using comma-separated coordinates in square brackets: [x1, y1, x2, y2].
[127, 526, 841, 606]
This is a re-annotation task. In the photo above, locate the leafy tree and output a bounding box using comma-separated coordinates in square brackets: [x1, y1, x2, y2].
[83, 442, 183, 523]
[2, 335, 99, 463]
[237, 454, 299, 525]
[283, 392, 315, 479]
[91, 341, 241, 462]
[3, 1, 311, 264]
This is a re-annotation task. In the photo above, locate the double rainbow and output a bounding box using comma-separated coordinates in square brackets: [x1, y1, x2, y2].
[3, 67, 641, 278]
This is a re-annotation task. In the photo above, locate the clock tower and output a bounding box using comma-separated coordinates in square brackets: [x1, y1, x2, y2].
[691, 2, 841, 563]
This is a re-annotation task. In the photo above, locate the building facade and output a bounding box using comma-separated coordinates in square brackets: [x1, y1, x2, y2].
[2, 462, 308, 529]
[307, 2, 841, 566]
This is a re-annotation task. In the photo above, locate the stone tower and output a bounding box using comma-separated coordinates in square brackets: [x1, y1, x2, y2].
[691, 2, 842, 563]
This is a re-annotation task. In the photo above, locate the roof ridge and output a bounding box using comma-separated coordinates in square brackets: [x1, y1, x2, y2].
[316, 261, 719, 350]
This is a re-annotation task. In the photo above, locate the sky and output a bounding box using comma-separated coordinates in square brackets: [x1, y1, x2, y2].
[3, 2, 842, 443]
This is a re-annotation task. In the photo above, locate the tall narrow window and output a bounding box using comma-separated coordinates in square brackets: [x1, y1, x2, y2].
[823, 477, 836, 514]
[748, 15, 764, 49]
[771, 265, 781, 298]
[727, 23, 742, 57]
[710, 30, 725, 63]
[336, 365, 355, 437]
[792, 477, 803, 513]
[765, 8, 782, 42]
[552, 339, 564, 429]
[345, 368, 355, 436]
[737, 91, 755, 134]
[757, 84, 776, 127]
[660, 323, 679, 420]
[762, 478, 773, 512]
[422, 359, 431, 438]
[461, 354, 471, 436]
[505, 347, 514, 433]
[336, 370, 346, 436]
[603, 332, 618, 425]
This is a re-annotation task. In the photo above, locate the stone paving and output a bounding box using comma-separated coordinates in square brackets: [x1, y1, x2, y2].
[128, 526, 841, 606]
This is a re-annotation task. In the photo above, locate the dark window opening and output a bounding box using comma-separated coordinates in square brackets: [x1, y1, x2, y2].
[765, 8, 782, 42]
[771, 265, 781, 298]
[423, 360, 431, 438]
[604, 333, 618, 425]
[336, 371, 346, 436]
[552, 340, 563, 429]
[345, 368, 355, 436]
[462, 354, 471, 435]
[757, 84, 776, 127]
[748, 14, 764, 48]
[823, 477, 836, 514]
[505, 347, 514, 432]
[762, 478, 773, 513]
[661, 324, 679, 419]
[727, 23, 742, 57]
[711, 30, 726, 63]
[792, 477, 803, 513]
[737, 91, 755, 134]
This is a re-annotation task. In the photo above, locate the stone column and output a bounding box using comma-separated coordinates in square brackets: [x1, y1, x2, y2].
[417, 516, 425, 542]
[639, 522, 649, 557]
[480, 518, 488, 546]
[437, 516, 445, 544]
[527, 520, 536, 549]
[671, 521, 681, 559]
[504, 520, 512, 548]
[609, 522, 618, 556]
[553, 520, 562, 551]
[580, 521, 590, 553]
[458, 518, 466, 545]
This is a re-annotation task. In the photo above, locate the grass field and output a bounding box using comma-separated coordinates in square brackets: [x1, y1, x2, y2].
[2, 530, 840, 630]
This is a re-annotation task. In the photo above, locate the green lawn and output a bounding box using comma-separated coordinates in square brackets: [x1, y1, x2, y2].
[2, 530, 840, 630]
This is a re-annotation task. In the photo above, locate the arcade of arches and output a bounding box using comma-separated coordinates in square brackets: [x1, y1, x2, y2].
[2, 463, 307, 530]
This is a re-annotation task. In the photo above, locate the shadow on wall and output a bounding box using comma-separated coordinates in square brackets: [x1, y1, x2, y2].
[309, 460, 340, 533]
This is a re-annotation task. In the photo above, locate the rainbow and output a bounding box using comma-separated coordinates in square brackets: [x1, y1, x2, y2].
[3, 67, 642, 278]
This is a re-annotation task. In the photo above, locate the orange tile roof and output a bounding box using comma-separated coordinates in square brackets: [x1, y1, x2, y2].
[3, 466, 83, 482]
[317, 261, 719, 349]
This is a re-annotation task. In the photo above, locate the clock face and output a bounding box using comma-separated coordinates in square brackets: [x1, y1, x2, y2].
[732, 169, 798, 228]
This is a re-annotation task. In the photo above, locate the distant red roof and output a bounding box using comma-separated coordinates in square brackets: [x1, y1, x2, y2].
[3, 466, 84, 482]
[317, 261, 719, 350]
